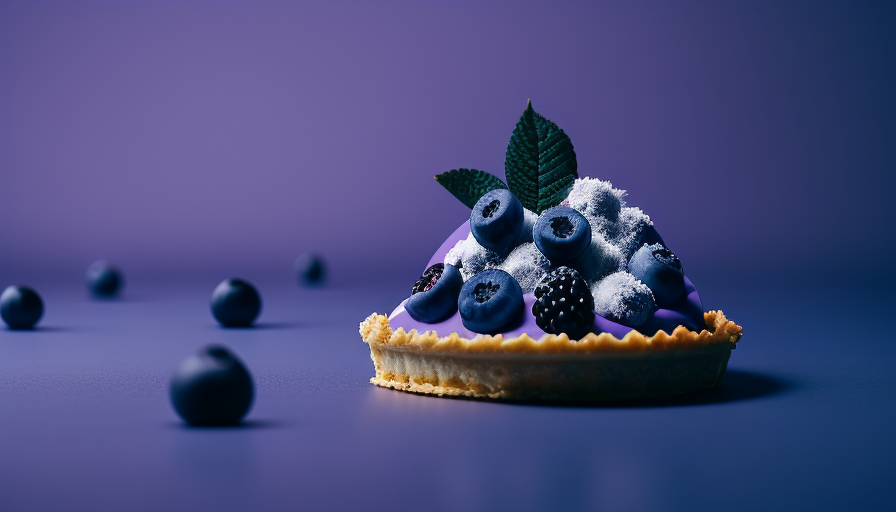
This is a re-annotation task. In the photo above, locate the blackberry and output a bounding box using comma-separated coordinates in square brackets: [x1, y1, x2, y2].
[532, 267, 595, 340]
[412, 263, 445, 294]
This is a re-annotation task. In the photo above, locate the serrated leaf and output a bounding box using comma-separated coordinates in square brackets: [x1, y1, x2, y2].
[504, 101, 540, 212]
[434, 168, 507, 209]
[504, 100, 578, 213]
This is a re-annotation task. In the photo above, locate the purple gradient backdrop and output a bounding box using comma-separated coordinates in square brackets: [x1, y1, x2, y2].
[1, 4, 895, 511]
[1, 0, 894, 288]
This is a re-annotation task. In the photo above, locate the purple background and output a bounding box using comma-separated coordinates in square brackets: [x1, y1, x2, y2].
[1, 0, 894, 289]
[1, 2, 894, 511]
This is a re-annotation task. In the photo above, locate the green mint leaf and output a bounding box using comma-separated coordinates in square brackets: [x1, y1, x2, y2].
[434, 168, 508, 209]
[504, 100, 578, 213]
[504, 100, 540, 212]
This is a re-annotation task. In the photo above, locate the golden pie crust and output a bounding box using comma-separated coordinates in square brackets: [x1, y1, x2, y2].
[360, 311, 742, 401]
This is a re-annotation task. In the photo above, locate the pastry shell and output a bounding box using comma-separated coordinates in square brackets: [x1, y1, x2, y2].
[360, 311, 742, 401]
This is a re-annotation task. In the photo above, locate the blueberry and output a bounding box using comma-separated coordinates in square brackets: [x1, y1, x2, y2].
[211, 278, 261, 327]
[406, 263, 463, 323]
[458, 269, 524, 334]
[534, 206, 592, 264]
[627, 243, 686, 307]
[85, 260, 123, 297]
[0, 285, 44, 330]
[295, 253, 326, 286]
[470, 189, 524, 253]
[169, 345, 254, 426]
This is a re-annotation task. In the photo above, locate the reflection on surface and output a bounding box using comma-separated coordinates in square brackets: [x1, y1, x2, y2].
[169, 424, 261, 508]
[362, 384, 668, 510]
[557, 368, 794, 408]
[363, 369, 792, 410]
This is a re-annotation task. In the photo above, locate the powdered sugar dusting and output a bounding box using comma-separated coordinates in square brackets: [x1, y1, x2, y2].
[613, 206, 657, 260]
[592, 271, 656, 326]
[566, 177, 626, 221]
[444, 233, 502, 281]
[572, 232, 625, 283]
[443, 177, 675, 325]
[499, 242, 552, 293]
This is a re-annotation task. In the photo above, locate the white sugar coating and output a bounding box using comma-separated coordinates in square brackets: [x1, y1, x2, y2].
[612, 206, 655, 260]
[566, 177, 626, 221]
[583, 211, 618, 242]
[444, 236, 467, 267]
[592, 271, 656, 326]
[571, 232, 625, 283]
[440, 179, 671, 320]
[444, 233, 502, 281]
[499, 242, 552, 293]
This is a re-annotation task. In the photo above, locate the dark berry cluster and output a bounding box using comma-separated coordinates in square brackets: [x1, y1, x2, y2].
[406, 263, 463, 324]
[412, 263, 445, 294]
[532, 267, 595, 340]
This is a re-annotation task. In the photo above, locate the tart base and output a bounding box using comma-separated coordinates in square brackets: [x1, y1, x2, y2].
[361, 311, 742, 401]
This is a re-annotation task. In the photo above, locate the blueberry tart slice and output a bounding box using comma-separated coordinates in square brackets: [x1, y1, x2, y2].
[361, 102, 742, 401]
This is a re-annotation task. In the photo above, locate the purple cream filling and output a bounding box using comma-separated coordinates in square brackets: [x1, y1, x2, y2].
[389, 221, 705, 339]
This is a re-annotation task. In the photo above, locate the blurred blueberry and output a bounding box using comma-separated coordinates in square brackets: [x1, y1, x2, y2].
[211, 278, 261, 327]
[458, 269, 524, 334]
[295, 253, 326, 286]
[534, 206, 592, 264]
[0, 285, 44, 330]
[470, 189, 524, 253]
[85, 260, 123, 297]
[406, 263, 463, 323]
[170, 345, 254, 426]
[627, 243, 686, 307]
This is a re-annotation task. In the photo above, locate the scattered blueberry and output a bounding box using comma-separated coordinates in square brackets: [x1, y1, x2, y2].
[169, 345, 254, 426]
[534, 206, 592, 264]
[458, 269, 524, 334]
[211, 278, 262, 327]
[0, 285, 44, 330]
[627, 243, 686, 307]
[295, 253, 326, 286]
[85, 260, 123, 297]
[532, 267, 595, 340]
[470, 189, 524, 253]
[406, 263, 463, 323]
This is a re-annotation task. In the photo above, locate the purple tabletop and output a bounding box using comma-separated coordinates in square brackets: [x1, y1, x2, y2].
[1, 1, 893, 511]
[0, 276, 893, 512]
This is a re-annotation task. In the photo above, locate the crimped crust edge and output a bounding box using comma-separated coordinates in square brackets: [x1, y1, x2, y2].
[360, 310, 742, 354]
